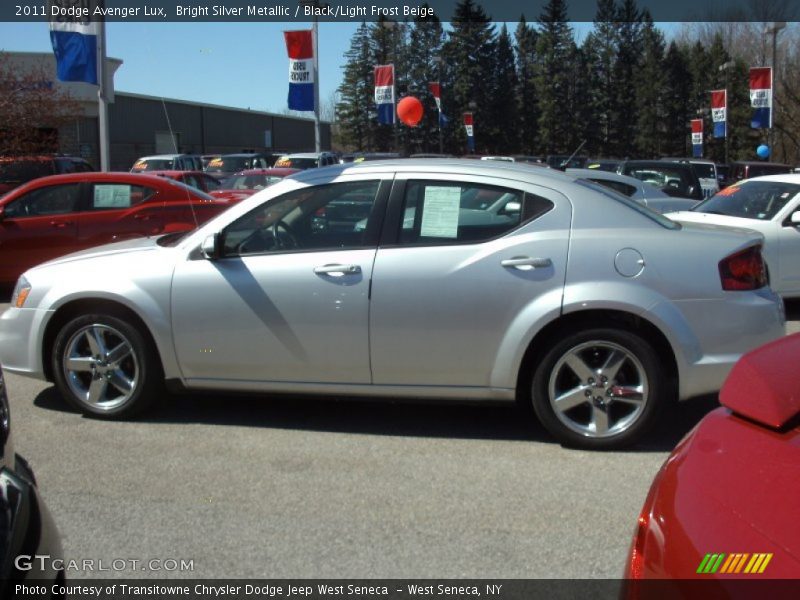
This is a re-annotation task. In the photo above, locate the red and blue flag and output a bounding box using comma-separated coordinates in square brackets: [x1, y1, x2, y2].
[284, 30, 314, 112]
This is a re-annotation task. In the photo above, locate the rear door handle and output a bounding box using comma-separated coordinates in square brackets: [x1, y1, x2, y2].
[313, 264, 362, 276]
[49, 220, 72, 228]
[133, 214, 152, 220]
[501, 257, 552, 270]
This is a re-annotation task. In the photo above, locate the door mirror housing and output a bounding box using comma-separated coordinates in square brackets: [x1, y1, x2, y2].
[200, 233, 220, 260]
[791, 211, 800, 226]
[0, 205, 4, 222]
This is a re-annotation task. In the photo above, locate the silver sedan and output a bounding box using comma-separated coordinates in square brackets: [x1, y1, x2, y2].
[0, 160, 785, 449]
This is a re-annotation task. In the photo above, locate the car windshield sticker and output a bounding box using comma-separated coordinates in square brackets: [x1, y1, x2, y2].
[132, 160, 146, 170]
[420, 185, 460, 238]
[94, 184, 131, 208]
[716, 186, 740, 197]
[274, 158, 291, 167]
[208, 158, 223, 167]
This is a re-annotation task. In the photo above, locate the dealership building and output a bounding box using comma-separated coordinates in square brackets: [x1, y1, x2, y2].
[5, 52, 332, 170]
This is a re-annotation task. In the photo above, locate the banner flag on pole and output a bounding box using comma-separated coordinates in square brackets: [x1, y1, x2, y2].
[691, 118, 703, 158]
[463, 112, 475, 152]
[284, 30, 315, 112]
[750, 67, 772, 129]
[428, 82, 442, 111]
[48, 1, 99, 85]
[374, 64, 395, 125]
[439, 112, 449, 127]
[711, 89, 727, 139]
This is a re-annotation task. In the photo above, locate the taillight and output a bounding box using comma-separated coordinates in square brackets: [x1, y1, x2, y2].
[718, 245, 767, 291]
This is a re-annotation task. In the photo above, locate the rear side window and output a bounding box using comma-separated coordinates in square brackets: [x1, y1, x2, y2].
[4, 183, 80, 217]
[589, 178, 636, 197]
[90, 183, 156, 209]
[399, 181, 553, 245]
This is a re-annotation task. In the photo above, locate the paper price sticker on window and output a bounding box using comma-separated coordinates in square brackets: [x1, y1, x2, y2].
[94, 185, 131, 208]
[420, 186, 460, 238]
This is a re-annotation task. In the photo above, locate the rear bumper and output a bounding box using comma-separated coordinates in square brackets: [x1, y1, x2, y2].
[670, 290, 785, 399]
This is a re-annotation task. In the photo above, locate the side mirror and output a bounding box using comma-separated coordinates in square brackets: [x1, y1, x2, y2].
[791, 211, 800, 226]
[200, 233, 220, 260]
[0, 206, 4, 222]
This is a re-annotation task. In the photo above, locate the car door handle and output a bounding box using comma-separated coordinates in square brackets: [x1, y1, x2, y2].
[501, 257, 552, 270]
[49, 220, 72, 228]
[133, 214, 152, 220]
[313, 264, 361, 275]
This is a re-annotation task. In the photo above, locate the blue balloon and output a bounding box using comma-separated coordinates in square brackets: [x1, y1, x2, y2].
[757, 144, 770, 159]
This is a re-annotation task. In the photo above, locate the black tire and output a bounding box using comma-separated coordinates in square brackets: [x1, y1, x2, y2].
[52, 313, 162, 418]
[531, 328, 667, 450]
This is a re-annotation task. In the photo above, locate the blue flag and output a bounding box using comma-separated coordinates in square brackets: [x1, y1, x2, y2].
[49, 20, 99, 85]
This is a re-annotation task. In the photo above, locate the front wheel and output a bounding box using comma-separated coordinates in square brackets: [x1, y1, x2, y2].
[531, 328, 667, 449]
[52, 313, 161, 418]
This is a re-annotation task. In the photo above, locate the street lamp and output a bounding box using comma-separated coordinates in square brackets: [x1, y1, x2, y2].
[298, 0, 327, 152]
[718, 60, 735, 164]
[432, 56, 443, 154]
[763, 21, 786, 156]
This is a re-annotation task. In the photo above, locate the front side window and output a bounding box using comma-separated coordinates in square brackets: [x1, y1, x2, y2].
[399, 181, 552, 244]
[4, 183, 80, 217]
[692, 180, 800, 221]
[221, 180, 380, 256]
[90, 183, 155, 209]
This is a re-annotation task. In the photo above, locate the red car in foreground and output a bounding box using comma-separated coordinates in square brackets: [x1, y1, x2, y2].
[625, 333, 800, 586]
[0, 172, 231, 285]
[209, 167, 300, 203]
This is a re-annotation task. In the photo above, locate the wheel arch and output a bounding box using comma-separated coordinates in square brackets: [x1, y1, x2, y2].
[42, 298, 165, 383]
[514, 309, 679, 403]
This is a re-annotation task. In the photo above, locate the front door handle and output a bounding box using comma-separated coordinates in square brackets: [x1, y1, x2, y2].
[49, 220, 72, 228]
[313, 264, 362, 276]
[501, 256, 552, 270]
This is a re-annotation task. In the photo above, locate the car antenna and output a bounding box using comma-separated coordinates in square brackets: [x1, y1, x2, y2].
[558, 140, 586, 171]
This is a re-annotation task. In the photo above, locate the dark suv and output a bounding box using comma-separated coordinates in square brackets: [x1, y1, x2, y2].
[0, 155, 94, 195]
[729, 161, 791, 183]
[617, 160, 704, 201]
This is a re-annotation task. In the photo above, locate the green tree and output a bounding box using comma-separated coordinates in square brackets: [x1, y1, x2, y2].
[634, 16, 666, 157]
[370, 16, 408, 151]
[405, 6, 445, 153]
[582, 0, 618, 156]
[534, 0, 575, 155]
[611, 0, 644, 157]
[335, 22, 374, 151]
[661, 42, 693, 157]
[491, 24, 519, 153]
[443, 0, 497, 154]
[514, 16, 539, 154]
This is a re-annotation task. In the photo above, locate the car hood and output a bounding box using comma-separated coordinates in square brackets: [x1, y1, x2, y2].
[666, 211, 769, 232]
[37, 236, 166, 269]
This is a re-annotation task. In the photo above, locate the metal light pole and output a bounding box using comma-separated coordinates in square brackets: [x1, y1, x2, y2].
[763, 21, 786, 158]
[433, 56, 443, 154]
[718, 60, 735, 164]
[299, 0, 323, 152]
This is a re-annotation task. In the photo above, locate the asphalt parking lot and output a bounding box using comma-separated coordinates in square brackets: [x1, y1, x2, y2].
[3, 300, 799, 580]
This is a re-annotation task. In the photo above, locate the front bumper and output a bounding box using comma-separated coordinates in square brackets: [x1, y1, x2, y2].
[0, 307, 54, 381]
[1, 454, 64, 590]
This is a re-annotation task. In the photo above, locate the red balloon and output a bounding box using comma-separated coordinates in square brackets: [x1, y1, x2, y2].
[397, 96, 424, 127]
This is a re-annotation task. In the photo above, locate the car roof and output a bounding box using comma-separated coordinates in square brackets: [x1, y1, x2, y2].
[288, 158, 582, 187]
[736, 173, 800, 183]
[279, 152, 331, 158]
[135, 154, 189, 160]
[232, 168, 301, 176]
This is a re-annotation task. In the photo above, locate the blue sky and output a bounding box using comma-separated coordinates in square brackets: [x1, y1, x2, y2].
[1, 21, 678, 115]
[1, 21, 360, 113]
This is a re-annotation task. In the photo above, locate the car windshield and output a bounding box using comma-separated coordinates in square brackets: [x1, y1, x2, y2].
[624, 165, 698, 198]
[206, 157, 251, 172]
[132, 159, 174, 171]
[274, 156, 318, 169]
[692, 164, 716, 179]
[692, 180, 800, 220]
[220, 174, 284, 191]
[746, 165, 791, 178]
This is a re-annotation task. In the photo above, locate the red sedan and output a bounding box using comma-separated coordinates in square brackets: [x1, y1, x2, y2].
[209, 167, 299, 203]
[0, 172, 230, 285]
[624, 333, 800, 586]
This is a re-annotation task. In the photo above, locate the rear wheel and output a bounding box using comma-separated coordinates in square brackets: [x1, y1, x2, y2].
[531, 328, 666, 449]
[52, 313, 161, 418]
